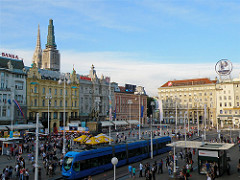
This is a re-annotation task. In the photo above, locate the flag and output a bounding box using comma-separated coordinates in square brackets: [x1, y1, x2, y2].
[13, 99, 25, 118]
[8, 99, 12, 104]
[141, 105, 144, 118]
[158, 100, 163, 122]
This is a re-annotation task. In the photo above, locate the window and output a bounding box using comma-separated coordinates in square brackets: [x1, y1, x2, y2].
[49, 88, 51, 94]
[229, 110, 232, 114]
[0, 94, 1, 103]
[60, 100, 62, 107]
[54, 112, 58, 119]
[219, 96, 222, 100]
[43, 87, 45, 94]
[34, 86, 37, 93]
[75, 90, 77, 96]
[42, 99, 45, 106]
[60, 89, 63, 95]
[63, 157, 73, 171]
[34, 99, 37, 106]
[229, 102, 231, 107]
[65, 100, 68, 107]
[15, 81, 23, 90]
[73, 161, 80, 172]
[3, 94, 7, 103]
[224, 103, 227, 107]
[55, 89, 57, 95]
[220, 110, 223, 114]
[229, 96, 231, 100]
[2, 107, 6, 117]
[65, 90, 67, 96]
[54, 100, 57, 107]
[224, 96, 227, 100]
[75, 101, 77, 107]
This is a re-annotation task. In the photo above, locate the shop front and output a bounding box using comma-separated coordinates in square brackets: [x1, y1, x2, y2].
[198, 149, 226, 176]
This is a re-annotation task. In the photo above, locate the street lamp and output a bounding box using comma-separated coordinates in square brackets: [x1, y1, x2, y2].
[184, 111, 187, 147]
[195, 99, 200, 136]
[173, 142, 177, 177]
[128, 99, 133, 130]
[111, 157, 118, 180]
[150, 101, 154, 159]
[46, 93, 52, 134]
[58, 74, 71, 155]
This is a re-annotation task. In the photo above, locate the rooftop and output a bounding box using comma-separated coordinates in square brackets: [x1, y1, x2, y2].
[161, 78, 217, 88]
[167, 141, 234, 150]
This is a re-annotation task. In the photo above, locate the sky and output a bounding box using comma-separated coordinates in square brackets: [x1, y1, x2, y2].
[0, 0, 240, 96]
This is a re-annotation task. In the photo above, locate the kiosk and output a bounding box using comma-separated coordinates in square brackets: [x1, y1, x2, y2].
[167, 141, 234, 177]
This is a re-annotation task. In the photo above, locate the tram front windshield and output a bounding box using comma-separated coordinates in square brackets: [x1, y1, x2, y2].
[63, 157, 74, 171]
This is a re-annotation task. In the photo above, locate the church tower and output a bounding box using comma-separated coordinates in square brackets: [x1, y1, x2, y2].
[42, 19, 60, 71]
[32, 24, 42, 68]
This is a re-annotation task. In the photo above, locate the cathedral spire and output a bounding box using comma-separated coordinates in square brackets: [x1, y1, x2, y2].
[32, 24, 42, 68]
[46, 19, 57, 49]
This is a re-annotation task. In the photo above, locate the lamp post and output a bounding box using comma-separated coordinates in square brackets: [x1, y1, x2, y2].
[46, 93, 52, 134]
[35, 113, 39, 180]
[173, 142, 177, 177]
[150, 101, 154, 159]
[184, 112, 187, 147]
[128, 99, 133, 130]
[195, 99, 200, 136]
[59, 74, 70, 155]
[175, 100, 178, 134]
[111, 157, 118, 180]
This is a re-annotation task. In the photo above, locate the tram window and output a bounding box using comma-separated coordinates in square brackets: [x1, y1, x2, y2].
[99, 154, 112, 165]
[115, 151, 126, 161]
[73, 161, 80, 172]
[153, 144, 157, 150]
[80, 159, 88, 170]
[143, 146, 148, 154]
[129, 147, 142, 158]
[63, 157, 73, 171]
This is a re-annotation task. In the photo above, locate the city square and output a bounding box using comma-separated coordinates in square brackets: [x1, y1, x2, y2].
[1, 1, 240, 180]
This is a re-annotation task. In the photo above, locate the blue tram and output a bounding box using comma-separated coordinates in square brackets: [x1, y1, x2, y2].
[62, 136, 171, 179]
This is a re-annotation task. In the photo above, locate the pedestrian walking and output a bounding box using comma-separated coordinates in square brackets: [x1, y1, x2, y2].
[128, 165, 132, 178]
[139, 162, 143, 177]
[158, 159, 163, 174]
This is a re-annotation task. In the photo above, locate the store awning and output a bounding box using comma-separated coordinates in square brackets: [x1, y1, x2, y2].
[101, 121, 114, 127]
[112, 121, 128, 126]
[127, 120, 139, 124]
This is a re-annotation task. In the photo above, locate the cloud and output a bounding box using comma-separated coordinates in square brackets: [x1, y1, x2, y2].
[2, 48, 239, 97]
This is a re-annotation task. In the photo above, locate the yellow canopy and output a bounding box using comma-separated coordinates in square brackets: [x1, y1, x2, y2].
[74, 135, 89, 143]
[85, 137, 100, 145]
[96, 134, 114, 143]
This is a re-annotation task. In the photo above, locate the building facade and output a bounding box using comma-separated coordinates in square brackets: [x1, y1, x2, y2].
[158, 78, 217, 127]
[78, 65, 115, 122]
[216, 74, 240, 127]
[26, 63, 79, 131]
[0, 55, 27, 125]
[114, 85, 147, 126]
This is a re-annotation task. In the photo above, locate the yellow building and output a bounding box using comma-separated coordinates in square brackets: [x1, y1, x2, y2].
[26, 63, 79, 132]
[158, 78, 217, 127]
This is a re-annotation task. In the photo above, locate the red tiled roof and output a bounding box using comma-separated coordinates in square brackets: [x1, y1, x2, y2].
[161, 78, 216, 87]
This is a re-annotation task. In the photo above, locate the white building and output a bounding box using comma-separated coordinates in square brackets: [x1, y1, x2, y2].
[0, 55, 27, 125]
[216, 74, 240, 127]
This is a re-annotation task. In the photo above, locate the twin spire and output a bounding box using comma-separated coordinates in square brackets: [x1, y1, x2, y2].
[32, 19, 59, 71]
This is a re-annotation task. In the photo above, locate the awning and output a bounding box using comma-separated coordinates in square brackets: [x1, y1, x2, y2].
[101, 121, 114, 127]
[127, 120, 139, 124]
[112, 121, 128, 126]
[0, 123, 44, 130]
